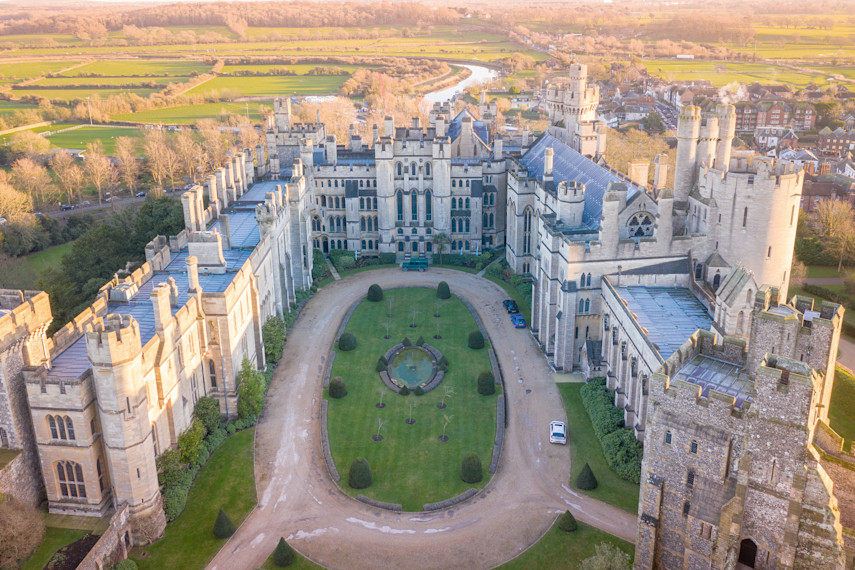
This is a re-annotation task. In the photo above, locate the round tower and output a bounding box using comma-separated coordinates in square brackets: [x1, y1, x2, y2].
[557, 181, 586, 227]
[696, 113, 719, 170]
[715, 104, 736, 171]
[674, 106, 702, 204]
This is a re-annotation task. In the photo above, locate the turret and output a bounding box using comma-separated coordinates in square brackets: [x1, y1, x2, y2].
[299, 139, 314, 173]
[325, 135, 337, 165]
[696, 113, 719, 170]
[385, 116, 395, 138]
[715, 104, 736, 171]
[674, 105, 702, 203]
[557, 180, 585, 227]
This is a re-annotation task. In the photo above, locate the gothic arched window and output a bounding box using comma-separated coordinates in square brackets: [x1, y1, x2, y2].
[627, 212, 654, 237]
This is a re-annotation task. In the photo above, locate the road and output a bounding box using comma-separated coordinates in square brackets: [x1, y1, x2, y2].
[208, 268, 637, 570]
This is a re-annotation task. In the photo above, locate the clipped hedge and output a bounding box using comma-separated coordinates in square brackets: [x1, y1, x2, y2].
[273, 537, 297, 567]
[437, 281, 451, 299]
[468, 330, 485, 350]
[367, 284, 383, 302]
[580, 377, 642, 484]
[348, 457, 373, 489]
[477, 371, 495, 395]
[339, 332, 357, 351]
[213, 508, 236, 539]
[557, 510, 578, 532]
[461, 452, 483, 483]
[329, 376, 347, 399]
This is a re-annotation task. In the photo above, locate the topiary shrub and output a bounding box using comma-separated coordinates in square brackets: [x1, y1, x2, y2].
[213, 508, 236, 538]
[376, 358, 387, 372]
[339, 332, 357, 351]
[115, 560, 139, 570]
[460, 452, 483, 483]
[402, 337, 412, 347]
[273, 537, 297, 567]
[438, 356, 449, 372]
[557, 510, 578, 532]
[576, 462, 598, 490]
[477, 371, 495, 395]
[399, 386, 410, 396]
[416, 335, 425, 346]
[436, 281, 451, 299]
[367, 284, 383, 302]
[414, 386, 425, 396]
[468, 330, 485, 349]
[329, 376, 347, 399]
[348, 457, 373, 489]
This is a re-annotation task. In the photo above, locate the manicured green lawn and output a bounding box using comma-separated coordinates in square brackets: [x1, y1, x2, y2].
[499, 520, 634, 569]
[830, 366, 855, 453]
[327, 287, 499, 511]
[47, 126, 143, 154]
[132, 428, 256, 569]
[187, 75, 349, 97]
[806, 265, 845, 279]
[558, 384, 640, 513]
[26, 241, 74, 274]
[23, 527, 89, 570]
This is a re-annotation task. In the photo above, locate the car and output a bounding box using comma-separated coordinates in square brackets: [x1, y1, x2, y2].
[510, 313, 526, 328]
[80, 201, 91, 206]
[549, 421, 567, 445]
[105, 197, 112, 202]
[135, 191, 146, 198]
[60, 204, 73, 211]
[502, 299, 519, 313]
[183, 183, 194, 190]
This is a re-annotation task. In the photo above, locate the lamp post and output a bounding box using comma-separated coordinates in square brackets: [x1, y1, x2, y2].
[86, 96, 93, 126]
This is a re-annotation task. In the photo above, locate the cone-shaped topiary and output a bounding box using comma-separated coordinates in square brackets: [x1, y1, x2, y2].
[557, 510, 578, 532]
[348, 457, 373, 489]
[339, 332, 357, 351]
[272, 537, 297, 567]
[399, 386, 410, 396]
[329, 376, 347, 399]
[376, 359, 387, 372]
[414, 386, 425, 396]
[416, 335, 425, 346]
[213, 508, 236, 538]
[468, 330, 485, 349]
[437, 281, 451, 299]
[576, 462, 598, 490]
[460, 452, 483, 483]
[402, 337, 412, 347]
[367, 284, 383, 302]
[477, 371, 495, 395]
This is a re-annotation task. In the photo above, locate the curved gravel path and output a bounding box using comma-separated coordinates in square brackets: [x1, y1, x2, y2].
[208, 269, 636, 570]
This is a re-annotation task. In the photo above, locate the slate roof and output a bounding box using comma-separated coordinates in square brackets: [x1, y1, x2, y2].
[446, 109, 490, 147]
[519, 134, 643, 230]
[716, 266, 756, 307]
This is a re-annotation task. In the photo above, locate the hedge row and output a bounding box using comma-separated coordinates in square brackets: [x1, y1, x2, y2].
[580, 377, 642, 484]
[801, 284, 854, 311]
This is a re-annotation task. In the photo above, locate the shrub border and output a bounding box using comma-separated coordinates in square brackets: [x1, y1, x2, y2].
[356, 495, 402, 513]
[423, 488, 478, 512]
[320, 400, 341, 483]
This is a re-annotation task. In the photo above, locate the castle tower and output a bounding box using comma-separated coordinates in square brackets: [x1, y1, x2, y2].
[715, 104, 736, 171]
[674, 105, 702, 204]
[545, 64, 601, 155]
[85, 313, 166, 543]
[556, 181, 585, 227]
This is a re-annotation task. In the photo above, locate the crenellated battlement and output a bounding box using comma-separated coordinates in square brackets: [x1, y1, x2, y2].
[85, 314, 142, 367]
[0, 290, 52, 354]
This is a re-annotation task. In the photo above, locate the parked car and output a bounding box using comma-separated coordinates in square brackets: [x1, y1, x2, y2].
[502, 299, 519, 313]
[183, 183, 194, 190]
[80, 201, 91, 206]
[549, 420, 567, 445]
[510, 313, 526, 328]
[135, 191, 146, 198]
[105, 197, 113, 202]
[60, 204, 74, 211]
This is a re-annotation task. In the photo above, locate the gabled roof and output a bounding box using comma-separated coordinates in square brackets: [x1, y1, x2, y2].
[716, 265, 756, 307]
[705, 251, 730, 268]
[446, 108, 490, 147]
[518, 133, 642, 231]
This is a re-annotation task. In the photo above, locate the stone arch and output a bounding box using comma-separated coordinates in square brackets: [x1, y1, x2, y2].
[738, 538, 758, 567]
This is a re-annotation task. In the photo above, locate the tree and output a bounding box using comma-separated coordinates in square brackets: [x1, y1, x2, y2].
[641, 112, 666, 134]
[367, 283, 383, 302]
[114, 136, 140, 195]
[468, 330, 485, 349]
[0, 181, 33, 221]
[557, 510, 578, 532]
[0, 497, 46, 568]
[83, 141, 117, 206]
[155, 448, 184, 488]
[813, 200, 855, 271]
[213, 508, 236, 539]
[431, 232, 449, 264]
[197, 118, 231, 169]
[178, 419, 206, 464]
[50, 151, 85, 205]
[11, 157, 54, 206]
[8, 130, 50, 159]
[348, 457, 373, 489]
[579, 542, 631, 570]
[144, 130, 171, 194]
[172, 130, 203, 184]
[237, 357, 265, 420]
[436, 281, 451, 299]
[329, 376, 347, 398]
[194, 396, 221, 434]
[576, 462, 599, 490]
[460, 452, 483, 483]
[273, 537, 297, 567]
[262, 315, 287, 364]
[477, 371, 495, 395]
[339, 332, 357, 351]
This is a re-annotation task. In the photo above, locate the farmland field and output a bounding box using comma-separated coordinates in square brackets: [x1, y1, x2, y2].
[11, 87, 159, 101]
[111, 101, 274, 124]
[187, 75, 349, 97]
[220, 63, 361, 74]
[29, 76, 193, 87]
[0, 61, 80, 80]
[0, 123, 78, 144]
[0, 99, 40, 117]
[641, 59, 831, 87]
[61, 60, 212, 77]
[46, 126, 143, 153]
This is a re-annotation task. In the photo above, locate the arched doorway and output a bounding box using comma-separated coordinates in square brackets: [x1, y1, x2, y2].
[713, 273, 721, 290]
[738, 538, 757, 567]
[322, 236, 329, 253]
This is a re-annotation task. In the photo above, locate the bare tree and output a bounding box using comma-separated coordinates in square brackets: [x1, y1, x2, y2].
[197, 118, 230, 169]
[440, 414, 453, 441]
[439, 386, 454, 409]
[814, 200, 855, 272]
[172, 130, 203, 183]
[143, 130, 170, 196]
[114, 136, 140, 196]
[11, 157, 54, 206]
[407, 400, 416, 423]
[0, 497, 46, 568]
[377, 387, 386, 408]
[374, 417, 387, 441]
[50, 151, 85, 205]
[0, 180, 33, 220]
[8, 130, 50, 160]
[83, 141, 116, 206]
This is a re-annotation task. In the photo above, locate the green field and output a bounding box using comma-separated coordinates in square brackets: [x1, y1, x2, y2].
[112, 101, 273, 124]
[0, 99, 40, 117]
[62, 60, 212, 76]
[31, 76, 192, 87]
[499, 520, 634, 569]
[23, 527, 90, 570]
[0, 61, 79, 80]
[132, 428, 257, 569]
[12, 87, 159, 102]
[830, 367, 855, 453]
[221, 63, 360, 75]
[326, 287, 498, 511]
[642, 59, 830, 87]
[188, 75, 349, 97]
[47, 126, 142, 153]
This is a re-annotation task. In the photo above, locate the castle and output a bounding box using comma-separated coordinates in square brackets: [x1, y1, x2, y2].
[0, 63, 851, 566]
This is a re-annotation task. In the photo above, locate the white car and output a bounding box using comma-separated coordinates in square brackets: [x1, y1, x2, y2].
[549, 420, 567, 445]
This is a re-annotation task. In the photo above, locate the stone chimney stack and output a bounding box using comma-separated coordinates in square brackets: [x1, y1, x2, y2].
[435, 114, 446, 137]
[293, 158, 303, 179]
[544, 147, 554, 182]
[627, 160, 650, 187]
[325, 135, 337, 165]
[493, 138, 503, 158]
[167, 276, 179, 306]
[385, 116, 395, 137]
[186, 255, 201, 297]
[151, 283, 173, 333]
[653, 154, 669, 191]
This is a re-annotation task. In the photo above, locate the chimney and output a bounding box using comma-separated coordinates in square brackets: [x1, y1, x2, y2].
[181, 189, 200, 232]
[385, 116, 395, 137]
[522, 127, 530, 147]
[350, 135, 363, 153]
[293, 158, 303, 179]
[493, 138, 503, 158]
[626, 160, 650, 187]
[653, 154, 669, 191]
[412, 117, 420, 129]
[372, 124, 379, 142]
[167, 276, 179, 306]
[151, 283, 172, 333]
[219, 214, 231, 250]
[544, 147, 554, 181]
[215, 168, 228, 207]
[325, 135, 337, 165]
[274, 184, 284, 209]
[186, 255, 201, 297]
[207, 174, 220, 215]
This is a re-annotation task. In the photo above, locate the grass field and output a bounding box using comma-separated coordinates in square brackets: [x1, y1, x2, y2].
[0, 99, 40, 116]
[327, 287, 498, 511]
[22, 527, 90, 570]
[47, 126, 142, 153]
[558, 384, 640, 513]
[111, 101, 273, 124]
[221, 63, 360, 74]
[187, 75, 350, 97]
[830, 367, 855, 453]
[0, 61, 79, 80]
[132, 428, 256, 569]
[642, 59, 830, 87]
[32, 76, 192, 87]
[62, 60, 212, 76]
[499, 520, 634, 569]
[13, 87, 159, 102]
[27, 241, 74, 274]
[806, 265, 845, 279]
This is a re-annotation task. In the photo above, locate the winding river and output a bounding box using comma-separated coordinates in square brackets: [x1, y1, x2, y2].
[423, 63, 500, 104]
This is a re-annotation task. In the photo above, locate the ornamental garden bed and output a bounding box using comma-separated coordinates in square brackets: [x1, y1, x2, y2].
[325, 287, 500, 511]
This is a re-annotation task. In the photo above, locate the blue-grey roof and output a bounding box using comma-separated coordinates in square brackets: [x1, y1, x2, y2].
[210, 210, 260, 249]
[446, 109, 489, 146]
[617, 287, 712, 360]
[519, 134, 642, 230]
[238, 180, 281, 202]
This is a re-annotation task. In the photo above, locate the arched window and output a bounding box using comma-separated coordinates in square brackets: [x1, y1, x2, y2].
[321, 196, 326, 207]
[451, 241, 457, 251]
[584, 299, 590, 313]
[465, 218, 470, 232]
[56, 416, 67, 440]
[396, 191, 403, 222]
[425, 190, 432, 222]
[452, 180, 457, 188]
[488, 213, 493, 228]
[0, 427, 8, 448]
[397, 241, 404, 252]
[209, 360, 217, 388]
[452, 218, 458, 233]
[49, 416, 58, 439]
[426, 242, 432, 252]
[65, 417, 75, 441]
[425, 162, 431, 177]
[97, 459, 104, 492]
[586, 273, 592, 287]
[359, 197, 364, 209]
[579, 299, 585, 313]
[465, 198, 470, 208]
[396, 163, 402, 176]
[372, 197, 377, 209]
[465, 241, 470, 250]
[411, 163, 417, 176]
[57, 461, 86, 498]
[664, 430, 672, 445]
[746, 290, 753, 305]
[360, 217, 366, 231]
[523, 207, 533, 255]
[736, 311, 745, 334]
[627, 212, 654, 237]
[452, 197, 457, 209]
[411, 190, 418, 222]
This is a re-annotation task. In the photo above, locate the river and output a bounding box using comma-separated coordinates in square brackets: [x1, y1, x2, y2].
[423, 64, 499, 104]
